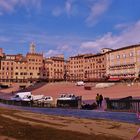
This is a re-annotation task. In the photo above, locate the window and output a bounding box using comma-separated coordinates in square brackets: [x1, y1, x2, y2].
[122, 54, 126, 58]
[116, 55, 120, 59]
[130, 52, 133, 57]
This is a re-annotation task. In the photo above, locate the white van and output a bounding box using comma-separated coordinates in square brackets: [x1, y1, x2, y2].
[75, 81, 85, 86]
[11, 92, 32, 101]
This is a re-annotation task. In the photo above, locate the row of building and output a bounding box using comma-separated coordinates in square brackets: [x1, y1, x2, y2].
[0, 43, 140, 86]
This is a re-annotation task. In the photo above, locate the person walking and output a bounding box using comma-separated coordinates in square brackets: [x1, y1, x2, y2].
[96, 94, 100, 107]
[99, 94, 103, 107]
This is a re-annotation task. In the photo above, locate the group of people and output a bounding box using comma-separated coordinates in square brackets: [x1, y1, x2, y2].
[96, 94, 103, 107]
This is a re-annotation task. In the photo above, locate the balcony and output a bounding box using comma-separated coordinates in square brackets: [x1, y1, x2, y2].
[109, 63, 135, 69]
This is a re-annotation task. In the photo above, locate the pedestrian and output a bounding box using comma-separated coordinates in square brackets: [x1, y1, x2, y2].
[96, 94, 100, 107]
[99, 94, 103, 107]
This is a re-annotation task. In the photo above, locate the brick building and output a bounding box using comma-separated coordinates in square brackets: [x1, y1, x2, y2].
[44, 55, 64, 81]
[0, 43, 44, 86]
[68, 54, 85, 81]
[0, 43, 140, 86]
[84, 53, 106, 81]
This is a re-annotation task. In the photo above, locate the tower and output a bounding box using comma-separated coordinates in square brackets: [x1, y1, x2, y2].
[30, 42, 36, 53]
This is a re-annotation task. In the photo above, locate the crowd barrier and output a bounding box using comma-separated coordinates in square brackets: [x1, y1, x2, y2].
[105, 96, 140, 112]
[0, 97, 82, 109]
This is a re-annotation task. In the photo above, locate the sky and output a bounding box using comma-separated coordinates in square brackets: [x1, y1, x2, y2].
[0, 0, 140, 58]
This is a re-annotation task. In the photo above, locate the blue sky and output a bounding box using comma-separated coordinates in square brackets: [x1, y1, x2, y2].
[0, 0, 140, 58]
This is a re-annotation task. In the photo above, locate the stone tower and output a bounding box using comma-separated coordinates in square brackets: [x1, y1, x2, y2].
[30, 42, 36, 53]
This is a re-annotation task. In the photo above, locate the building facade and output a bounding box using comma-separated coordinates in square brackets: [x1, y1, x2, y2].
[44, 55, 65, 81]
[0, 43, 44, 86]
[26, 53, 43, 81]
[106, 44, 140, 80]
[84, 53, 106, 81]
[0, 43, 140, 86]
[68, 54, 85, 81]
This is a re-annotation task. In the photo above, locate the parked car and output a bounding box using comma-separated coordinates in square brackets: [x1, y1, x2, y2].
[32, 95, 44, 101]
[38, 96, 53, 103]
[75, 81, 85, 86]
[57, 93, 76, 100]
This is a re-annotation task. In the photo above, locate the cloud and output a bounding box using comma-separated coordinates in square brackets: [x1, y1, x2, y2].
[45, 50, 60, 57]
[0, 36, 11, 42]
[0, 0, 42, 15]
[65, 0, 73, 15]
[52, 0, 75, 17]
[86, 0, 111, 26]
[45, 44, 73, 57]
[114, 23, 131, 30]
[0, 0, 16, 13]
[52, 7, 62, 17]
[79, 20, 140, 53]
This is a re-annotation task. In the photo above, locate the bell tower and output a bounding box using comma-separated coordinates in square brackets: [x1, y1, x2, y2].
[30, 42, 36, 53]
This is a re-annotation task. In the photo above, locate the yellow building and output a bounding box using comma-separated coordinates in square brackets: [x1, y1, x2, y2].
[106, 44, 140, 80]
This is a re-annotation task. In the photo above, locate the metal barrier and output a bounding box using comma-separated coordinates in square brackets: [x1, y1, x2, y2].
[105, 97, 140, 112]
[0, 97, 82, 109]
[0, 98, 54, 108]
[56, 96, 82, 109]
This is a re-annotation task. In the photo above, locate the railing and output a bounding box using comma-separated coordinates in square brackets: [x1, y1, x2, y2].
[105, 97, 140, 112]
